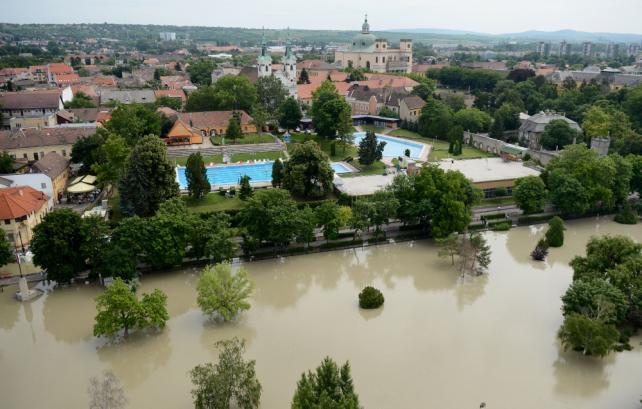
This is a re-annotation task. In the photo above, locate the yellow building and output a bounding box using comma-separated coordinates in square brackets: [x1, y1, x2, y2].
[334, 16, 412, 74]
[0, 126, 96, 161]
[0, 186, 51, 247]
[32, 152, 69, 203]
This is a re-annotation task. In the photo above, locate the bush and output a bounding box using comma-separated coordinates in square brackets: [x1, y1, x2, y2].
[489, 221, 511, 231]
[531, 238, 549, 261]
[545, 216, 565, 247]
[482, 213, 506, 221]
[359, 286, 384, 309]
[494, 187, 508, 197]
[614, 202, 638, 225]
[517, 214, 554, 225]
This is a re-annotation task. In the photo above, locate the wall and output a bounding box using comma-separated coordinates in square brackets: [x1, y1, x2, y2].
[6, 143, 73, 161]
[465, 132, 506, 155]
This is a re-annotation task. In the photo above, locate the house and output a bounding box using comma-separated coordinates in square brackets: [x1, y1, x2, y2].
[0, 90, 64, 129]
[32, 152, 69, 202]
[211, 67, 241, 84]
[175, 111, 256, 137]
[164, 119, 203, 145]
[518, 111, 582, 150]
[47, 63, 74, 83]
[154, 89, 187, 105]
[159, 75, 192, 90]
[99, 89, 156, 105]
[0, 186, 52, 246]
[297, 82, 352, 106]
[399, 95, 426, 123]
[0, 173, 55, 207]
[345, 84, 410, 116]
[54, 73, 81, 87]
[92, 76, 117, 87]
[0, 125, 96, 161]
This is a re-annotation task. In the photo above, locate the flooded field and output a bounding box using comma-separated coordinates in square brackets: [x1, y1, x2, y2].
[1, 217, 642, 408]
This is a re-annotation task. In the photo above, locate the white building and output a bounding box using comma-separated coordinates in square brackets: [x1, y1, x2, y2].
[159, 32, 176, 41]
[257, 33, 298, 98]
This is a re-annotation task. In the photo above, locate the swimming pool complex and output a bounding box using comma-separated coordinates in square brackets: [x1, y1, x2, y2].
[352, 132, 424, 159]
[177, 161, 353, 188]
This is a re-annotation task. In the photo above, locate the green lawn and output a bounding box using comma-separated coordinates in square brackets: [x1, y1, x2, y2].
[231, 151, 285, 162]
[173, 155, 223, 166]
[360, 125, 386, 134]
[388, 129, 492, 161]
[210, 133, 275, 145]
[388, 129, 424, 139]
[182, 193, 245, 213]
[480, 197, 515, 206]
[342, 160, 386, 177]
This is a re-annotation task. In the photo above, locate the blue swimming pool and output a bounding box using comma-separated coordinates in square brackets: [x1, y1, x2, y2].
[177, 160, 354, 188]
[352, 132, 424, 159]
[176, 162, 273, 188]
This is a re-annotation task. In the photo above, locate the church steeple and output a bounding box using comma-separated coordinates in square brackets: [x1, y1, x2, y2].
[361, 14, 370, 34]
[260, 28, 268, 57]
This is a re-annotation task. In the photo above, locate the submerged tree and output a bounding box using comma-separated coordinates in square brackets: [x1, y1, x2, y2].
[459, 232, 491, 275]
[88, 370, 128, 409]
[197, 263, 255, 321]
[291, 357, 360, 409]
[531, 238, 549, 261]
[545, 216, 565, 247]
[190, 337, 261, 409]
[436, 233, 461, 265]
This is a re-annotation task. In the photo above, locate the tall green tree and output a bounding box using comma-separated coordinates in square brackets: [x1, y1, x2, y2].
[271, 158, 284, 188]
[0, 152, 13, 174]
[279, 97, 303, 130]
[106, 104, 162, 146]
[71, 129, 108, 174]
[357, 130, 386, 166]
[624, 85, 642, 131]
[558, 313, 620, 357]
[226, 113, 242, 144]
[459, 232, 491, 275]
[64, 91, 96, 108]
[185, 152, 211, 199]
[540, 119, 582, 150]
[292, 357, 360, 409]
[31, 209, 87, 283]
[119, 136, 180, 217]
[240, 189, 300, 248]
[239, 175, 253, 200]
[315, 201, 341, 242]
[185, 76, 257, 112]
[418, 97, 453, 140]
[187, 59, 215, 86]
[283, 141, 334, 198]
[91, 133, 131, 187]
[197, 263, 255, 321]
[513, 176, 547, 214]
[190, 338, 261, 409]
[311, 81, 352, 138]
[256, 75, 287, 115]
[453, 108, 492, 133]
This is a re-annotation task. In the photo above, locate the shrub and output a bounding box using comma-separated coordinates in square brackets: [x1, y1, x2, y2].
[517, 214, 554, 225]
[531, 238, 549, 261]
[404, 148, 410, 157]
[359, 286, 384, 309]
[545, 216, 565, 247]
[489, 221, 511, 231]
[614, 202, 638, 225]
[494, 187, 508, 197]
[482, 213, 506, 221]
[330, 142, 336, 157]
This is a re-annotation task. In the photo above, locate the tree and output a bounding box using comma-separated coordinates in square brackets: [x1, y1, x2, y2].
[186, 59, 215, 86]
[311, 81, 352, 138]
[531, 238, 549, 261]
[298, 68, 310, 84]
[624, 85, 642, 131]
[558, 313, 620, 357]
[507, 68, 535, 82]
[185, 77, 257, 112]
[93, 278, 169, 337]
[279, 97, 302, 130]
[240, 189, 300, 248]
[418, 97, 453, 140]
[357, 130, 386, 166]
[561, 278, 628, 324]
[185, 152, 211, 199]
[540, 119, 582, 150]
[316, 201, 341, 242]
[239, 175, 253, 200]
[292, 357, 360, 409]
[349, 199, 373, 238]
[569, 235, 642, 282]
[226, 113, 242, 144]
[197, 263, 254, 321]
[368, 190, 399, 235]
[0, 152, 13, 174]
[106, 104, 162, 146]
[91, 133, 131, 187]
[0, 230, 13, 268]
[155, 95, 182, 111]
[459, 232, 491, 275]
[442, 94, 466, 112]
[489, 116, 505, 140]
[71, 129, 108, 174]
[295, 206, 316, 247]
[412, 83, 434, 101]
[436, 233, 460, 265]
[80, 215, 110, 273]
[256, 75, 287, 115]
[447, 125, 464, 155]
[614, 201, 638, 224]
[544, 216, 565, 247]
[283, 141, 334, 198]
[271, 158, 284, 188]
[88, 370, 128, 409]
[187, 214, 237, 262]
[119, 136, 179, 217]
[190, 338, 261, 409]
[96, 241, 138, 281]
[378, 106, 399, 118]
[64, 91, 96, 108]
[513, 176, 547, 214]
[453, 108, 492, 133]
[32, 209, 87, 283]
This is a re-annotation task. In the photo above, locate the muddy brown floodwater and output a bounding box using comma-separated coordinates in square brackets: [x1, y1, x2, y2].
[1, 217, 642, 408]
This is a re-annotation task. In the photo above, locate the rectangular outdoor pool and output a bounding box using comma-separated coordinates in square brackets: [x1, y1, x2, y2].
[330, 162, 353, 174]
[352, 132, 424, 159]
[176, 162, 273, 188]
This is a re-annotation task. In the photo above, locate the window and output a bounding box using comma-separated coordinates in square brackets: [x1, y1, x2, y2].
[23, 154, 27, 159]
[41, 183, 47, 189]
[376, 44, 379, 49]
[4, 219, 10, 225]
[382, 57, 385, 63]
[33, 152, 39, 160]
[375, 57, 378, 63]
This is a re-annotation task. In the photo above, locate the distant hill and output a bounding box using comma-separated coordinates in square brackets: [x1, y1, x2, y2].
[389, 28, 642, 43]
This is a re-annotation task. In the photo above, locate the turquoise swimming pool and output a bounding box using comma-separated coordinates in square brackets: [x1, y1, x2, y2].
[177, 161, 354, 188]
[352, 132, 424, 159]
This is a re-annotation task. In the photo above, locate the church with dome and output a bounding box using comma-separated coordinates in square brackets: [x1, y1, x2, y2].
[334, 15, 413, 74]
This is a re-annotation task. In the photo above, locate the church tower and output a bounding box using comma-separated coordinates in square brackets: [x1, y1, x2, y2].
[281, 29, 297, 97]
[257, 30, 272, 78]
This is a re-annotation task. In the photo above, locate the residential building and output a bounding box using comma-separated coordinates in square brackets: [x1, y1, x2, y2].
[0, 90, 64, 129]
[606, 43, 620, 59]
[537, 42, 551, 58]
[0, 125, 96, 161]
[154, 89, 187, 105]
[174, 111, 256, 138]
[0, 173, 55, 208]
[31, 152, 69, 202]
[399, 95, 426, 123]
[582, 42, 594, 57]
[211, 67, 241, 83]
[559, 41, 571, 57]
[159, 32, 176, 41]
[518, 111, 582, 150]
[628, 44, 641, 57]
[164, 120, 203, 146]
[99, 89, 156, 105]
[345, 84, 410, 116]
[334, 15, 412, 73]
[0, 186, 52, 246]
[46, 63, 74, 84]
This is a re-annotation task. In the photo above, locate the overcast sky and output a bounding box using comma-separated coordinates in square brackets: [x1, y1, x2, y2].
[4, 0, 642, 35]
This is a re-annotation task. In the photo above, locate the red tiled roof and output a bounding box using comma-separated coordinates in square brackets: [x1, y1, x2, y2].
[297, 82, 351, 100]
[0, 90, 61, 110]
[55, 73, 81, 85]
[96, 111, 112, 124]
[0, 186, 49, 220]
[48, 63, 73, 75]
[92, 76, 116, 86]
[0, 126, 96, 150]
[154, 89, 187, 103]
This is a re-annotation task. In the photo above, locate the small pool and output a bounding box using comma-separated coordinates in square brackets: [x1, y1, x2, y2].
[176, 162, 273, 188]
[352, 132, 424, 159]
[330, 162, 353, 174]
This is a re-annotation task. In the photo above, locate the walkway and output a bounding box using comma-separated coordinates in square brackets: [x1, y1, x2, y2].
[167, 134, 286, 158]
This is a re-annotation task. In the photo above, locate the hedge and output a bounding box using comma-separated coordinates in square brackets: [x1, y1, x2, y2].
[517, 214, 555, 225]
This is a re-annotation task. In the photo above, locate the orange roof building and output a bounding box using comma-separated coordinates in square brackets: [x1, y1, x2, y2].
[0, 186, 51, 245]
[165, 119, 203, 146]
[54, 73, 81, 87]
[154, 89, 187, 104]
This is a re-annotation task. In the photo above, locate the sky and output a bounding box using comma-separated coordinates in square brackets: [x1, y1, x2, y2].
[3, 0, 642, 35]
